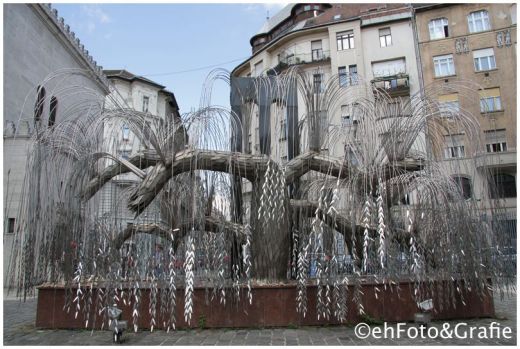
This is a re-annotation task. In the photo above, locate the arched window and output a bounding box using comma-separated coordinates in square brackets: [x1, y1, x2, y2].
[49, 96, 58, 127]
[453, 175, 472, 200]
[34, 85, 46, 123]
[490, 173, 516, 198]
[429, 18, 449, 39]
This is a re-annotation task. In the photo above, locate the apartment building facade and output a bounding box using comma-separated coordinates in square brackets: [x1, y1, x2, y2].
[231, 4, 424, 257]
[99, 69, 181, 229]
[231, 3, 517, 253]
[232, 3, 421, 160]
[414, 3, 517, 219]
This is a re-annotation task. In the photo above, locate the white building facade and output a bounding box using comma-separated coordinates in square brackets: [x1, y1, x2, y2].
[3, 4, 110, 288]
[99, 70, 181, 230]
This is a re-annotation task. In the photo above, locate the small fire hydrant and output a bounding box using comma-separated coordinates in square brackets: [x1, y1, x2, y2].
[108, 305, 128, 344]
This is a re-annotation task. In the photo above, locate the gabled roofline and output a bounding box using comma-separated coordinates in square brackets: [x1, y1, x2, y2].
[103, 69, 166, 89]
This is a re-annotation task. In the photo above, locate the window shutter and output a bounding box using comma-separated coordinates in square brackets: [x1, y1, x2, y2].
[473, 48, 494, 59]
[379, 27, 391, 36]
[480, 88, 500, 98]
[371, 58, 406, 77]
[484, 129, 506, 141]
[438, 93, 459, 102]
[444, 134, 464, 146]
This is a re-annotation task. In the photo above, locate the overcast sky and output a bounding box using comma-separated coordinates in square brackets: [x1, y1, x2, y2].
[53, 3, 287, 113]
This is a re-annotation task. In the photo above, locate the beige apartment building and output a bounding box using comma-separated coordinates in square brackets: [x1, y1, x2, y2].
[232, 3, 422, 161]
[231, 3, 517, 245]
[414, 3, 517, 219]
[230, 3, 424, 253]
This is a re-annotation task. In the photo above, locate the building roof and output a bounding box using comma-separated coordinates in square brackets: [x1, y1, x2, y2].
[255, 4, 295, 36]
[104, 69, 180, 110]
[37, 4, 110, 92]
[103, 69, 166, 89]
[234, 3, 412, 76]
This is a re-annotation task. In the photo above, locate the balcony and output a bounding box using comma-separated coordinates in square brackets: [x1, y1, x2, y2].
[371, 73, 410, 97]
[475, 151, 517, 170]
[267, 50, 331, 75]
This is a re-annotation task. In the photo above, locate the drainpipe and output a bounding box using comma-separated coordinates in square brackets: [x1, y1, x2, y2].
[410, 5, 433, 163]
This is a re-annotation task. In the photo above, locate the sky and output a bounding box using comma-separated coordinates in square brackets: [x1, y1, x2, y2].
[52, 3, 288, 113]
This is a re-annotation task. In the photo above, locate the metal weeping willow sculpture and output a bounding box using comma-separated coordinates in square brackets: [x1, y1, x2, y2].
[6, 67, 515, 330]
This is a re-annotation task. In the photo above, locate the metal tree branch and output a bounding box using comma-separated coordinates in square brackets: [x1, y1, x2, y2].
[112, 217, 244, 250]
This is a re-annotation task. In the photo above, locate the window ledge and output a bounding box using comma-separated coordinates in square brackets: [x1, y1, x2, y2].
[468, 29, 493, 35]
[475, 68, 498, 74]
[481, 109, 505, 114]
[429, 36, 450, 41]
[434, 74, 457, 79]
[443, 157, 466, 161]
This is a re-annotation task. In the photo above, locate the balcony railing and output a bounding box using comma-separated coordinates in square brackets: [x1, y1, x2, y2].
[371, 73, 410, 97]
[475, 150, 517, 169]
[268, 50, 331, 75]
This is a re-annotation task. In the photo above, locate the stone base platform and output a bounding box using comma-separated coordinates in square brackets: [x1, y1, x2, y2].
[35, 280, 494, 329]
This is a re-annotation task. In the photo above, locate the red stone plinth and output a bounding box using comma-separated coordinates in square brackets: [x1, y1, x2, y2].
[35, 280, 494, 329]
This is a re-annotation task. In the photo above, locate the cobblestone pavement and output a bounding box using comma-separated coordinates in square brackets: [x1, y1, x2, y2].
[3, 289, 516, 346]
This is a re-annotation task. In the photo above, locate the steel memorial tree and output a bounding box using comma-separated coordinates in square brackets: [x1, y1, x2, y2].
[7, 68, 514, 330]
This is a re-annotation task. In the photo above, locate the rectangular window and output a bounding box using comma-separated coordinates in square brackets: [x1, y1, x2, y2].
[438, 93, 460, 118]
[336, 30, 354, 51]
[338, 66, 347, 87]
[379, 27, 392, 47]
[486, 142, 508, 153]
[480, 88, 502, 112]
[313, 74, 323, 94]
[468, 10, 491, 33]
[341, 105, 351, 125]
[429, 18, 449, 39]
[142, 96, 149, 113]
[254, 60, 264, 76]
[445, 145, 465, 159]
[311, 40, 323, 61]
[7, 218, 15, 234]
[349, 65, 358, 85]
[433, 54, 455, 77]
[485, 129, 507, 152]
[473, 48, 496, 71]
[444, 134, 465, 159]
[341, 103, 359, 125]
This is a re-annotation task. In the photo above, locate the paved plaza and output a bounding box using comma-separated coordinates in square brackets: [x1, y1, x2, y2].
[3, 289, 516, 346]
